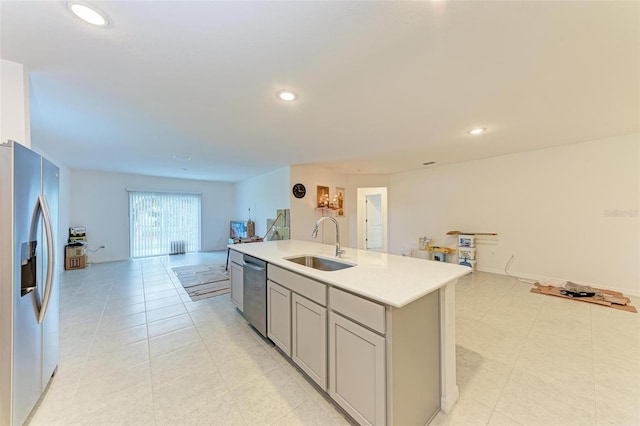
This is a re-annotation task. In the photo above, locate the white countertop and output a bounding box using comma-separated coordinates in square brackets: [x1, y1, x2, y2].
[228, 240, 471, 308]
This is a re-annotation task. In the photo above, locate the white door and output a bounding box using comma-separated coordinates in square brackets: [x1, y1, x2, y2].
[365, 194, 383, 250]
[357, 187, 388, 253]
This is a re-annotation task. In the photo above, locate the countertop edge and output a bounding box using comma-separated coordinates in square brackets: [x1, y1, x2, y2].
[228, 241, 471, 308]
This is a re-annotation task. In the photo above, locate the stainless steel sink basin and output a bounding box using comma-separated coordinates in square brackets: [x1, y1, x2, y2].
[285, 255, 355, 271]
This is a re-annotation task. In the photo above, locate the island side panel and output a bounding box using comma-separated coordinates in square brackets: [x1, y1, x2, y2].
[386, 289, 440, 425]
[440, 279, 459, 412]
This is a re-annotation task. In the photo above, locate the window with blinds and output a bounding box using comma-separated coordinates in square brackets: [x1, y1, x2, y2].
[129, 190, 201, 258]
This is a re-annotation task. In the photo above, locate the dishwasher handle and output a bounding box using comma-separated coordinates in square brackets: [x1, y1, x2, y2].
[243, 262, 266, 272]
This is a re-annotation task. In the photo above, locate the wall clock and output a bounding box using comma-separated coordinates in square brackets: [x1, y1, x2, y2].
[292, 183, 306, 199]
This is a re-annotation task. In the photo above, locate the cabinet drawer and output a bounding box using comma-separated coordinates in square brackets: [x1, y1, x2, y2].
[329, 287, 386, 335]
[229, 249, 244, 265]
[268, 265, 327, 306]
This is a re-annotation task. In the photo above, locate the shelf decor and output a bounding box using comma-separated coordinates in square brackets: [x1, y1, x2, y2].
[317, 185, 330, 207]
[335, 187, 345, 216]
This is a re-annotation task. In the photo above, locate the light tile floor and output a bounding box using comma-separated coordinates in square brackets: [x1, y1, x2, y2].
[435, 272, 640, 426]
[27, 252, 639, 425]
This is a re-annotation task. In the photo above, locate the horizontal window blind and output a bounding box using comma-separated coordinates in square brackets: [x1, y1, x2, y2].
[129, 191, 201, 258]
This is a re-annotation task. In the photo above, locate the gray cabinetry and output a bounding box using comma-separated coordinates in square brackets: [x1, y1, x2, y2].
[328, 288, 386, 425]
[264, 260, 442, 426]
[267, 280, 291, 356]
[292, 293, 327, 389]
[229, 250, 244, 311]
[267, 265, 328, 390]
[329, 312, 385, 425]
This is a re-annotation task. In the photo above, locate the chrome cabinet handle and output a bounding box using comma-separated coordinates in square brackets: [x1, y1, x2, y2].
[37, 194, 55, 324]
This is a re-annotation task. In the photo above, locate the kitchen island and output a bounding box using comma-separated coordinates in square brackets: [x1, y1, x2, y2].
[228, 240, 470, 425]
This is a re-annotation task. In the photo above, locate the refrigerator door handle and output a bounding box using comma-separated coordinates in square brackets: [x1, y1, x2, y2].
[37, 194, 55, 324]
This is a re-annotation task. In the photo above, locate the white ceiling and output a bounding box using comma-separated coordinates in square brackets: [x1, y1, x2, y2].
[1, 1, 638, 182]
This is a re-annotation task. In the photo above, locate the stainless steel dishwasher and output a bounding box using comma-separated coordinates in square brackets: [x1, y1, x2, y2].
[242, 254, 267, 337]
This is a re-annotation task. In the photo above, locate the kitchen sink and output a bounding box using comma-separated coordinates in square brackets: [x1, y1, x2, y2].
[285, 255, 355, 271]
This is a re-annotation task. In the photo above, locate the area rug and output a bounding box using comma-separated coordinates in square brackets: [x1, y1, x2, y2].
[171, 263, 230, 301]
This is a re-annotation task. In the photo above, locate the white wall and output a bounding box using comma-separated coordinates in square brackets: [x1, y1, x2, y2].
[0, 59, 30, 147]
[57, 164, 71, 272]
[69, 169, 235, 262]
[290, 166, 350, 247]
[234, 166, 290, 237]
[388, 134, 640, 295]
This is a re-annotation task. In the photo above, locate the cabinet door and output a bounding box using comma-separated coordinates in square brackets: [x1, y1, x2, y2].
[267, 281, 291, 356]
[230, 262, 244, 311]
[292, 294, 327, 390]
[329, 312, 386, 426]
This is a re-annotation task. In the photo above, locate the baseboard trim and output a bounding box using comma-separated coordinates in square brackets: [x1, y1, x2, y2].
[88, 257, 129, 264]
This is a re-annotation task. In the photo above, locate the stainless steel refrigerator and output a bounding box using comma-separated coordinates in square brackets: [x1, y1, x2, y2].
[0, 140, 59, 425]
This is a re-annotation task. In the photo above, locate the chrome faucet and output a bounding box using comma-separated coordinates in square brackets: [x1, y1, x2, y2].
[311, 216, 345, 258]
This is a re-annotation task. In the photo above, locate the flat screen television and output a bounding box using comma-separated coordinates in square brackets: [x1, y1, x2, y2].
[230, 221, 248, 239]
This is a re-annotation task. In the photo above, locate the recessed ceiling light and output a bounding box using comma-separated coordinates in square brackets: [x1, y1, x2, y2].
[468, 128, 486, 135]
[67, 3, 109, 27]
[277, 91, 297, 101]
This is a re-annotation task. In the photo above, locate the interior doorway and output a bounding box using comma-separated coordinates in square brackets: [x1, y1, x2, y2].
[365, 194, 382, 250]
[357, 187, 388, 252]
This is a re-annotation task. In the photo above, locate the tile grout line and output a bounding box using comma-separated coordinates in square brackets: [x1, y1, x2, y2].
[63, 271, 116, 423]
[139, 262, 159, 426]
[172, 257, 254, 425]
[483, 276, 545, 425]
[51, 269, 114, 423]
[156, 257, 234, 424]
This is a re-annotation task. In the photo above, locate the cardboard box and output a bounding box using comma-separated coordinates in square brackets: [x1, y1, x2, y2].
[65, 255, 86, 270]
[66, 245, 85, 257]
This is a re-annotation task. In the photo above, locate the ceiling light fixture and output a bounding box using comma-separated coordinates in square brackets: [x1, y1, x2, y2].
[67, 3, 109, 27]
[468, 128, 486, 135]
[277, 90, 297, 101]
